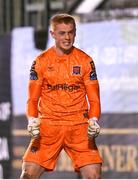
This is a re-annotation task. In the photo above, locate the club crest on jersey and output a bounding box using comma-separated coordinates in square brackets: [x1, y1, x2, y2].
[72, 66, 81, 75]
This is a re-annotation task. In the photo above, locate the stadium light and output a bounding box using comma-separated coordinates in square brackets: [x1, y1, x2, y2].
[75, 0, 104, 14]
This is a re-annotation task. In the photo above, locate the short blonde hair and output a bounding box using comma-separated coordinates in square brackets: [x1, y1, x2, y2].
[50, 13, 76, 31]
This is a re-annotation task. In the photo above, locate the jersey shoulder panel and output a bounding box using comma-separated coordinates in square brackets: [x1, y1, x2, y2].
[36, 46, 54, 63]
[30, 47, 54, 77]
[73, 46, 92, 61]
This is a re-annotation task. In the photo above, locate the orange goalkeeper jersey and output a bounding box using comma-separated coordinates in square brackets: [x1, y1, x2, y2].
[27, 46, 101, 125]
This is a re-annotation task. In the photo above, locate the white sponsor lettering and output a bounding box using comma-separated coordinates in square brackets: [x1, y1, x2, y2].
[0, 137, 9, 160]
[0, 102, 11, 121]
[0, 164, 3, 178]
[100, 145, 138, 172]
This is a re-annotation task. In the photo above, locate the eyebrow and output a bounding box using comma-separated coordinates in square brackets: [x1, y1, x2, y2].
[58, 29, 75, 33]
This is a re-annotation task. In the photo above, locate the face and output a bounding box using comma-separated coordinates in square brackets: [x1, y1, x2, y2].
[50, 22, 76, 54]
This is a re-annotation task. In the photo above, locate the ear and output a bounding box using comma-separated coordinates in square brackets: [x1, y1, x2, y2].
[50, 30, 55, 39]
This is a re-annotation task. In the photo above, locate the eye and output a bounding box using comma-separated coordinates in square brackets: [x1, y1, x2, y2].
[59, 31, 65, 35]
[69, 30, 74, 34]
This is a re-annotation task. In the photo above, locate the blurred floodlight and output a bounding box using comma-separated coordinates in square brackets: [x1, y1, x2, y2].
[75, 0, 104, 14]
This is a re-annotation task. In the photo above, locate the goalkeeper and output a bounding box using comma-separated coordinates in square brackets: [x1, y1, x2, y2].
[20, 13, 103, 179]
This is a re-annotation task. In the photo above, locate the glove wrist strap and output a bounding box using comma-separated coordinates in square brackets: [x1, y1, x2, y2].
[88, 117, 98, 123]
[28, 117, 39, 125]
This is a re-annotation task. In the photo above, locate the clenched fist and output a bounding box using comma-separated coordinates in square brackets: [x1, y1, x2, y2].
[88, 117, 100, 139]
[27, 117, 40, 138]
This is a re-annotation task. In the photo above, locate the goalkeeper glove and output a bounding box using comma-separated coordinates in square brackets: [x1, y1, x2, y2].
[88, 117, 100, 139]
[27, 117, 40, 138]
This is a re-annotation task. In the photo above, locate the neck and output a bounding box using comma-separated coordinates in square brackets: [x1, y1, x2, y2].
[54, 46, 73, 56]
